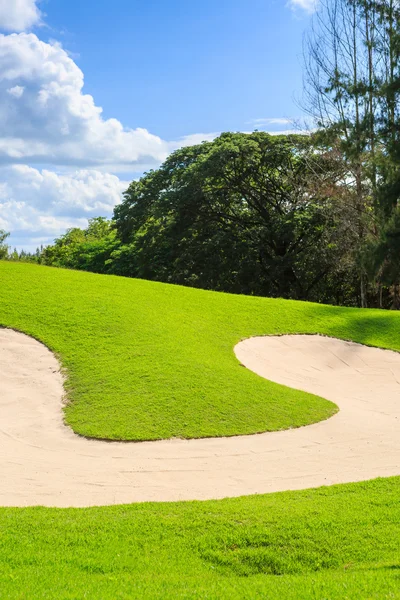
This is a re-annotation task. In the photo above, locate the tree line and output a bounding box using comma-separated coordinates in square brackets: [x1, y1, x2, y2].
[2, 0, 400, 308]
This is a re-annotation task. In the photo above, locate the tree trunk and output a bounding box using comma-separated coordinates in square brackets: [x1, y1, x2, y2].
[360, 271, 368, 308]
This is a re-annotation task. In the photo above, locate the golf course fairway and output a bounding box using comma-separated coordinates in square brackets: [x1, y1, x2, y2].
[1, 260, 400, 442]
[0, 261, 400, 599]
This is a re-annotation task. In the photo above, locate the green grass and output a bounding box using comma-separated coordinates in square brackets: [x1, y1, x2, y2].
[0, 477, 399, 599]
[1, 261, 400, 598]
[1, 261, 400, 440]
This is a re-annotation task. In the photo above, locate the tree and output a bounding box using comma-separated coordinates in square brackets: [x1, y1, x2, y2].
[367, 206, 400, 307]
[303, 0, 377, 306]
[42, 218, 118, 273]
[303, 0, 400, 307]
[114, 132, 350, 301]
[0, 230, 9, 259]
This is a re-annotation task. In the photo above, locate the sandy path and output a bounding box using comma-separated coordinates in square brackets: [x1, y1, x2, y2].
[0, 329, 399, 507]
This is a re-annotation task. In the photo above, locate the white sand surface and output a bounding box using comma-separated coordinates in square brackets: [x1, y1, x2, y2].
[0, 328, 399, 507]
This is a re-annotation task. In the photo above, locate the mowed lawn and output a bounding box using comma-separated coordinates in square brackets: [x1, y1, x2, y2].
[0, 478, 399, 599]
[1, 261, 400, 440]
[1, 262, 400, 599]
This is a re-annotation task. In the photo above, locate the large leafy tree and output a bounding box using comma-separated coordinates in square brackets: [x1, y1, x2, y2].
[113, 132, 347, 301]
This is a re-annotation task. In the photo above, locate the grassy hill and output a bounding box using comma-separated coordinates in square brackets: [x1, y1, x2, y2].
[1, 261, 400, 441]
[1, 261, 400, 599]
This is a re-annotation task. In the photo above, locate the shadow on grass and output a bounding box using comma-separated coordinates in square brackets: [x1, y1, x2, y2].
[301, 302, 400, 352]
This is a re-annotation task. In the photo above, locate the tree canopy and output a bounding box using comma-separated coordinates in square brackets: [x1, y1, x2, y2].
[113, 132, 350, 301]
[33, 132, 358, 305]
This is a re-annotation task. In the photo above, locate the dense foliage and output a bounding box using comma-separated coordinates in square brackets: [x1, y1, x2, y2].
[27, 132, 362, 305]
[304, 0, 400, 307]
[4, 128, 393, 308]
[112, 132, 353, 302]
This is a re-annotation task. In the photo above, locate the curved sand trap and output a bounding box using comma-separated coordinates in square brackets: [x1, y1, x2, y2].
[1, 329, 400, 507]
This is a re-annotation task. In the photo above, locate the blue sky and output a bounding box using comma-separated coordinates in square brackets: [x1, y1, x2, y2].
[0, 0, 315, 250]
[45, 0, 311, 137]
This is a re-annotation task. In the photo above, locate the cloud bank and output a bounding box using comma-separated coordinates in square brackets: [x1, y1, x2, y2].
[0, 165, 129, 248]
[0, 0, 42, 32]
[0, 32, 218, 249]
[0, 33, 172, 171]
[0, 33, 217, 171]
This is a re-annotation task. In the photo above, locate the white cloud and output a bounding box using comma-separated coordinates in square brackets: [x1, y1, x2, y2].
[7, 85, 25, 98]
[251, 118, 292, 125]
[0, 33, 220, 248]
[0, 33, 217, 172]
[269, 129, 310, 136]
[173, 132, 219, 147]
[0, 0, 42, 32]
[288, 0, 318, 14]
[0, 165, 129, 248]
[0, 33, 177, 170]
[248, 117, 293, 127]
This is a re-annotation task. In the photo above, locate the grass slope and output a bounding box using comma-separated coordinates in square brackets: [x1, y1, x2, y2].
[1, 262, 400, 599]
[1, 261, 400, 440]
[0, 478, 399, 599]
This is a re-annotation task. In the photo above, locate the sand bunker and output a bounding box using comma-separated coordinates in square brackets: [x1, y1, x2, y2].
[1, 329, 399, 507]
